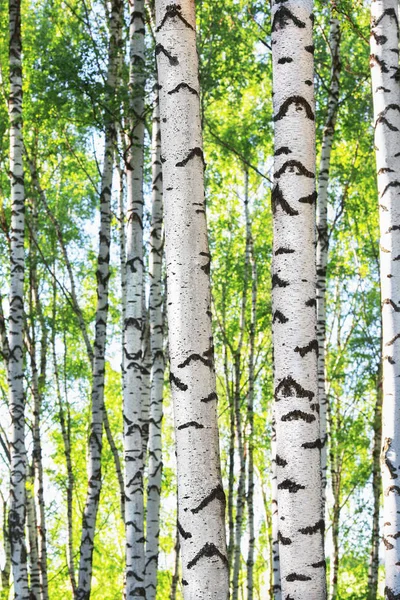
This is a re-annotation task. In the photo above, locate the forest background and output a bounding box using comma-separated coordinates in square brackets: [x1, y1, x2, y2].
[0, 0, 384, 598]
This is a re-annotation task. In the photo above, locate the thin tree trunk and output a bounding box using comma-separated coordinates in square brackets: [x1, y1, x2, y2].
[155, 1, 229, 597]
[246, 172, 257, 600]
[123, 0, 146, 595]
[1, 496, 11, 597]
[170, 516, 180, 600]
[141, 313, 152, 458]
[370, 1, 400, 597]
[367, 364, 383, 600]
[271, 420, 281, 600]
[271, 1, 326, 598]
[76, 1, 122, 596]
[145, 98, 165, 600]
[26, 481, 40, 600]
[316, 10, 341, 520]
[8, 0, 29, 596]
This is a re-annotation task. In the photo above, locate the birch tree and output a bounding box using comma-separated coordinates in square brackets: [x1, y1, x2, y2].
[123, 0, 147, 594]
[271, 1, 326, 597]
[8, 0, 29, 596]
[370, 1, 400, 597]
[155, 0, 229, 597]
[76, 1, 122, 596]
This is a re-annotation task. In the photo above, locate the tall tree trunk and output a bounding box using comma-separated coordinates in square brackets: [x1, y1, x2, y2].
[145, 98, 165, 600]
[271, 420, 281, 600]
[170, 515, 180, 600]
[26, 481, 40, 600]
[246, 204, 257, 600]
[123, 0, 146, 595]
[76, 1, 122, 596]
[155, 1, 229, 597]
[370, 2, 400, 597]
[316, 10, 341, 519]
[1, 496, 11, 598]
[8, 0, 29, 596]
[367, 363, 383, 600]
[271, 1, 326, 598]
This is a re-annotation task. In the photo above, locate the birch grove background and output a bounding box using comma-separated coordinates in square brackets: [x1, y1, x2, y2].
[0, 0, 394, 598]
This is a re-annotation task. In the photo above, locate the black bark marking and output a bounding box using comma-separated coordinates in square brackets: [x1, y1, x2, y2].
[383, 438, 398, 479]
[305, 79, 313, 86]
[275, 376, 314, 401]
[278, 479, 305, 493]
[383, 537, 395, 550]
[157, 4, 194, 32]
[381, 181, 400, 198]
[294, 340, 318, 357]
[182, 579, 189, 586]
[187, 543, 228, 569]
[312, 560, 326, 569]
[375, 115, 399, 132]
[200, 392, 218, 403]
[191, 484, 226, 514]
[178, 521, 192, 539]
[383, 299, 400, 312]
[374, 8, 399, 28]
[370, 54, 389, 73]
[155, 44, 179, 66]
[299, 520, 324, 535]
[125, 317, 142, 331]
[278, 531, 292, 545]
[276, 455, 288, 467]
[305, 298, 316, 307]
[275, 146, 292, 156]
[178, 353, 213, 369]
[199, 252, 211, 275]
[299, 191, 317, 205]
[168, 82, 198, 96]
[385, 586, 400, 600]
[169, 372, 188, 391]
[272, 6, 306, 31]
[281, 410, 316, 423]
[275, 247, 295, 255]
[286, 573, 311, 582]
[378, 167, 395, 175]
[178, 422, 204, 431]
[273, 310, 289, 324]
[272, 274, 289, 288]
[274, 96, 315, 121]
[302, 437, 323, 449]
[176, 147, 205, 168]
[272, 184, 299, 216]
[275, 160, 315, 179]
[386, 334, 400, 347]
[371, 31, 387, 45]
[278, 57, 293, 64]
[305, 45, 314, 53]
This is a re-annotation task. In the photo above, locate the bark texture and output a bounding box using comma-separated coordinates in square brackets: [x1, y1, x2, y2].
[316, 12, 341, 513]
[370, 1, 400, 597]
[271, 1, 326, 598]
[76, 1, 122, 596]
[145, 99, 165, 600]
[8, 0, 29, 596]
[123, 0, 146, 595]
[155, 1, 229, 597]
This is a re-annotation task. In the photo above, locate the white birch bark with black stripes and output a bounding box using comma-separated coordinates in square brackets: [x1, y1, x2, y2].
[145, 98, 165, 600]
[7, 0, 29, 596]
[123, 0, 147, 595]
[155, 1, 229, 597]
[271, 1, 326, 597]
[316, 12, 341, 514]
[76, 1, 122, 596]
[370, 2, 400, 597]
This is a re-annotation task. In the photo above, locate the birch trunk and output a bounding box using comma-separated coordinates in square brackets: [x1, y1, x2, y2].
[271, 420, 281, 600]
[367, 364, 383, 600]
[123, 0, 146, 595]
[76, 1, 122, 596]
[170, 516, 180, 600]
[155, 1, 229, 597]
[316, 11, 341, 515]
[26, 482, 40, 600]
[370, 2, 400, 597]
[8, 0, 29, 596]
[1, 497, 11, 597]
[271, 1, 326, 597]
[145, 99, 165, 600]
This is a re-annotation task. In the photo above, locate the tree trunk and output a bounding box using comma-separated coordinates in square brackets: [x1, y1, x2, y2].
[76, 1, 122, 596]
[271, 420, 281, 600]
[26, 481, 40, 600]
[271, 1, 326, 598]
[1, 496, 11, 598]
[145, 98, 165, 600]
[316, 10, 341, 519]
[123, 0, 146, 596]
[170, 516, 180, 600]
[370, 2, 400, 597]
[8, 0, 29, 596]
[155, 1, 229, 597]
[367, 364, 383, 600]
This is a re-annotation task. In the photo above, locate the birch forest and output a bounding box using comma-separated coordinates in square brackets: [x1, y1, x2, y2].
[0, 0, 399, 598]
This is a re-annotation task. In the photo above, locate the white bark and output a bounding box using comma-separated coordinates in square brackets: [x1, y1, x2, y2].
[155, 1, 229, 597]
[271, 420, 281, 600]
[123, 0, 146, 595]
[370, 1, 400, 597]
[76, 1, 122, 596]
[26, 483, 40, 600]
[145, 99, 165, 600]
[316, 13, 341, 514]
[271, 1, 326, 598]
[8, 0, 29, 596]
